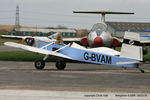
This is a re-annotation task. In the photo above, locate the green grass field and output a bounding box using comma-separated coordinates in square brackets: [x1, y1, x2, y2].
[143, 47, 150, 62]
[0, 49, 150, 62]
[0, 51, 57, 62]
[0, 38, 57, 61]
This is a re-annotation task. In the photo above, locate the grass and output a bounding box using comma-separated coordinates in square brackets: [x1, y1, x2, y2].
[143, 47, 150, 62]
[0, 38, 150, 62]
[0, 32, 9, 35]
[0, 49, 150, 62]
[0, 51, 57, 61]
[0, 38, 57, 61]
[115, 47, 150, 62]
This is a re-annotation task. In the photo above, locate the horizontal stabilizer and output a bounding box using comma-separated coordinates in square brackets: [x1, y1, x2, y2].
[73, 11, 134, 22]
[73, 11, 134, 15]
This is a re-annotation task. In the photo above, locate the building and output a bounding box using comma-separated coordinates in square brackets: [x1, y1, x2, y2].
[106, 22, 150, 38]
[11, 28, 77, 37]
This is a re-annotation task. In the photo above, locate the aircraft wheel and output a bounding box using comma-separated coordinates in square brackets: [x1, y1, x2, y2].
[143, 47, 148, 55]
[56, 59, 66, 70]
[34, 59, 45, 70]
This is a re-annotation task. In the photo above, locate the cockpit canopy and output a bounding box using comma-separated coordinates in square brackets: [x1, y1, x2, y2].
[91, 23, 107, 36]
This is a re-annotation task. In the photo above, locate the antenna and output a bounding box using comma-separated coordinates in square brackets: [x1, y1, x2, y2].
[73, 11, 134, 22]
[15, 5, 20, 35]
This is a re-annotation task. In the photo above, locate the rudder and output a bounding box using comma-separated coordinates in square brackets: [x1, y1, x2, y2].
[120, 32, 143, 61]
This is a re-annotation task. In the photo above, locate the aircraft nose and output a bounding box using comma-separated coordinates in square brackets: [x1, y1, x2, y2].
[94, 37, 103, 46]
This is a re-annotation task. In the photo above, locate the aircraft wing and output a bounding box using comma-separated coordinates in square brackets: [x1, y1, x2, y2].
[63, 37, 81, 42]
[70, 42, 120, 56]
[4, 42, 72, 59]
[87, 47, 120, 56]
[1, 34, 81, 43]
[0, 35, 26, 40]
[115, 35, 150, 46]
[63, 37, 82, 45]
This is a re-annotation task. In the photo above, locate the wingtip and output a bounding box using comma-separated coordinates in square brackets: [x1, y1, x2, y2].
[4, 42, 12, 46]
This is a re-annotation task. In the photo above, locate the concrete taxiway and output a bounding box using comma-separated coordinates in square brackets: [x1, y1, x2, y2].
[1, 42, 150, 99]
[0, 61, 150, 99]
[0, 61, 150, 93]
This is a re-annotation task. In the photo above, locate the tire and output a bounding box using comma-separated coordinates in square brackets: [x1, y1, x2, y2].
[56, 59, 66, 70]
[34, 59, 45, 70]
[143, 47, 148, 55]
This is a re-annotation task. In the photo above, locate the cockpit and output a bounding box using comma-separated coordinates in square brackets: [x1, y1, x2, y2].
[91, 23, 107, 36]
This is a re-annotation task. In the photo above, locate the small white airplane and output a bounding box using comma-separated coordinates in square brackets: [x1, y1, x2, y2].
[0, 32, 58, 46]
[0, 32, 80, 47]
[73, 11, 134, 48]
[4, 31, 144, 73]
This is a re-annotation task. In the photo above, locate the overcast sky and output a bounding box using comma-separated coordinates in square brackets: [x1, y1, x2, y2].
[0, 0, 150, 29]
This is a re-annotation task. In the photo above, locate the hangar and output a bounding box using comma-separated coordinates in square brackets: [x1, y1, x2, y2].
[107, 22, 150, 38]
[10, 22, 150, 39]
[11, 28, 77, 37]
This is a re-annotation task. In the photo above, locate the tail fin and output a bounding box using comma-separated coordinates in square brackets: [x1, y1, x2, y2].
[48, 32, 59, 39]
[120, 32, 143, 61]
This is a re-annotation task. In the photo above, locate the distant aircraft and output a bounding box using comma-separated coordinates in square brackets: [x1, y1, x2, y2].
[0, 11, 134, 49]
[73, 11, 134, 48]
[4, 31, 144, 73]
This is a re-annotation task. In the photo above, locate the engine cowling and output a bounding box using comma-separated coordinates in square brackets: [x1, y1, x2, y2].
[25, 38, 35, 46]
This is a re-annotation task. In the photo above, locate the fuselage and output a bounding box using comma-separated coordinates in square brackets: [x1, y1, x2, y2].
[87, 22, 113, 47]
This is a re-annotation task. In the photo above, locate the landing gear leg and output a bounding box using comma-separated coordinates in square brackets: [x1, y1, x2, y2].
[138, 67, 145, 73]
[137, 63, 145, 73]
